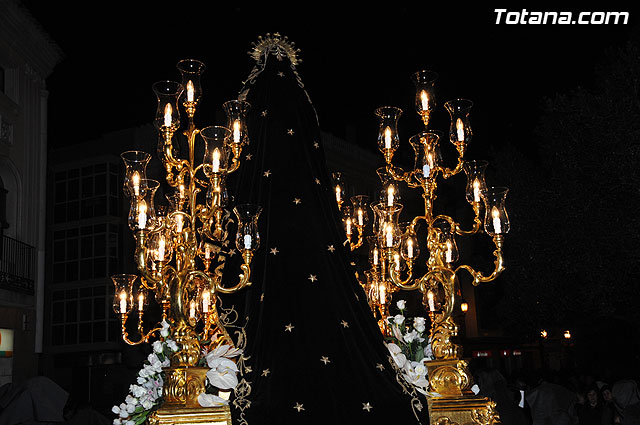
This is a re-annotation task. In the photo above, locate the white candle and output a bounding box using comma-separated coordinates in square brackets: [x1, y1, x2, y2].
[407, 239, 414, 258]
[473, 179, 481, 202]
[204, 245, 211, 259]
[346, 218, 352, 236]
[212, 148, 221, 173]
[335, 186, 341, 203]
[243, 234, 252, 250]
[387, 186, 394, 207]
[138, 293, 144, 311]
[492, 207, 502, 234]
[445, 240, 453, 263]
[420, 90, 429, 111]
[427, 291, 435, 312]
[187, 80, 194, 102]
[189, 301, 196, 319]
[132, 172, 140, 196]
[175, 215, 183, 233]
[394, 253, 400, 271]
[202, 291, 210, 313]
[373, 248, 379, 265]
[422, 163, 430, 177]
[233, 120, 241, 144]
[384, 127, 392, 149]
[357, 209, 364, 226]
[385, 224, 393, 247]
[179, 184, 185, 199]
[456, 118, 465, 142]
[379, 284, 386, 305]
[119, 292, 127, 313]
[137, 202, 147, 229]
[157, 238, 166, 261]
[164, 103, 172, 128]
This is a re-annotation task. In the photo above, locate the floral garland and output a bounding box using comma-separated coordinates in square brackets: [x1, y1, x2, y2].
[384, 300, 434, 396]
[112, 320, 242, 424]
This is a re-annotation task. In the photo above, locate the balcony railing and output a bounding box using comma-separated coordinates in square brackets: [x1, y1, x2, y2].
[0, 235, 36, 294]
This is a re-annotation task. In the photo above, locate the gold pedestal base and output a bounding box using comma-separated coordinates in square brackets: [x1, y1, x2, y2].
[428, 395, 500, 425]
[148, 405, 232, 425]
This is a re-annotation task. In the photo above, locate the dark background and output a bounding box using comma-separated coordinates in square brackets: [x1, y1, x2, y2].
[22, 2, 640, 385]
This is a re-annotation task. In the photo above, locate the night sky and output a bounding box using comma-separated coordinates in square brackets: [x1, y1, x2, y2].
[22, 3, 636, 159]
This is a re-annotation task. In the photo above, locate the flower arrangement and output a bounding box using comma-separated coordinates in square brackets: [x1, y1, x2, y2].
[112, 321, 243, 424]
[384, 300, 434, 395]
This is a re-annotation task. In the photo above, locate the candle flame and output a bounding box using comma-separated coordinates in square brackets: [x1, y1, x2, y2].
[164, 103, 172, 127]
[456, 118, 465, 142]
[420, 90, 429, 111]
[187, 80, 194, 102]
[491, 206, 500, 219]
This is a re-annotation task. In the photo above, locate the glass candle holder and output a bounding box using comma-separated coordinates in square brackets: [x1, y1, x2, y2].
[401, 231, 420, 262]
[482, 187, 510, 235]
[412, 70, 438, 125]
[152, 80, 183, 131]
[206, 174, 229, 208]
[234, 204, 262, 252]
[128, 179, 159, 231]
[380, 180, 401, 208]
[223, 100, 251, 146]
[111, 274, 137, 314]
[372, 202, 403, 249]
[176, 59, 205, 107]
[444, 99, 473, 148]
[409, 131, 442, 180]
[350, 195, 370, 227]
[463, 160, 489, 204]
[148, 231, 172, 263]
[201, 126, 232, 177]
[375, 106, 402, 158]
[121, 151, 151, 198]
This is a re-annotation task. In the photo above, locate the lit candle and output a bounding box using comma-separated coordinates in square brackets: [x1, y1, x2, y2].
[243, 234, 252, 250]
[138, 293, 144, 311]
[175, 215, 183, 233]
[427, 291, 435, 312]
[385, 224, 393, 247]
[164, 103, 172, 128]
[335, 186, 341, 203]
[119, 292, 127, 313]
[384, 127, 392, 150]
[394, 253, 400, 271]
[346, 218, 352, 236]
[445, 240, 453, 263]
[420, 90, 429, 111]
[387, 186, 394, 207]
[179, 184, 185, 199]
[137, 201, 147, 229]
[373, 248, 379, 265]
[204, 245, 211, 259]
[187, 80, 194, 102]
[379, 283, 386, 304]
[132, 172, 140, 196]
[202, 291, 210, 313]
[157, 237, 166, 261]
[473, 179, 481, 203]
[407, 239, 414, 259]
[212, 148, 221, 173]
[357, 209, 364, 226]
[492, 207, 502, 234]
[456, 118, 465, 142]
[233, 120, 241, 144]
[189, 300, 196, 319]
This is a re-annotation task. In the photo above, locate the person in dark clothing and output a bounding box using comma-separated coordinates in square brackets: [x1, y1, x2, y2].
[578, 386, 615, 425]
[601, 385, 622, 424]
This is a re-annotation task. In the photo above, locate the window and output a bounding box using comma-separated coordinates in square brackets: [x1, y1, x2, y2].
[0, 66, 5, 93]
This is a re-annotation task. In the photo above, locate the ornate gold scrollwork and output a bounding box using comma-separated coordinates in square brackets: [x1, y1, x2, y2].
[471, 400, 501, 425]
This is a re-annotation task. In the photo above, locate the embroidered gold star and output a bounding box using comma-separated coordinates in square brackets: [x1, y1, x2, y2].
[228, 249, 236, 257]
[260, 293, 264, 302]
[362, 402, 373, 412]
[293, 402, 304, 412]
[261, 369, 270, 377]
[308, 274, 317, 283]
[313, 141, 319, 149]
[320, 356, 330, 365]
[245, 366, 252, 373]
[376, 363, 385, 371]
[293, 198, 301, 205]
[278, 71, 285, 77]
[327, 245, 335, 252]
[270, 247, 279, 255]
[246, 153, 252, 160]
[261, 110, 268, 117]
[263, 170, 271, 177]
[285, 323, 294, 332]
[314, 178, 321, 185]
[341, 320, 349, 328]
[287, 129, 294, 135]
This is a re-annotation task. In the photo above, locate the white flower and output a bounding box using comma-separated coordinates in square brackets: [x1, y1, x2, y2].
[141, 398, 154, 410]
[112, 405, 121, 415]
[130, 384, 146, 398]
[167, 339, 179, 352]
[152, 340, 163, 353]
[413, 317, 426, 333]
[396, 300, 406, 310]
[113, 419, 122, 425]
[206, 357, 239, 390]
[414, 363, 427, 376]
[424, 342, 433, 359]
[403, 330, 418, 343]
[391, 352, 407, 369]
[393, 314, 405, 325]
[160, 320, 170, 337]
[386, 342, 402, 355]
[198, 393, 229, 407]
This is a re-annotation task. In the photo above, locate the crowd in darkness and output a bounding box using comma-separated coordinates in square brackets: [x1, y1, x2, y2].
[472, 365, 640, 425]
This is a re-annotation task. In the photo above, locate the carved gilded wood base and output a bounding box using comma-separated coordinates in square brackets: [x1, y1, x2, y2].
[148, 405, 232, 425]
[428, 395, 500, 425]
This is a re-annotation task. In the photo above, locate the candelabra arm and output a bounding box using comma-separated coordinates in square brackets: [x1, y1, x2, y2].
[120, 313, 163, 346]
[349, 227, 365, 251]
[454, 235, 505, 286]
[133, 231, 163, 287]
[386, 163, 418, 186]
[389, 263, 420, 291]
[439, 155, 465, 179]
[215, 251, 253, 294]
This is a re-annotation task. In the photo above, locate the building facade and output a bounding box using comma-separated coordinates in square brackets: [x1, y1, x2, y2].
[0, 0, 62, 386]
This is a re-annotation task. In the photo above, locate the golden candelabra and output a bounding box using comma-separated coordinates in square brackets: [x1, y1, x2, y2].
[338, 70, 506, 424]
[111, 59, 260, 424]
